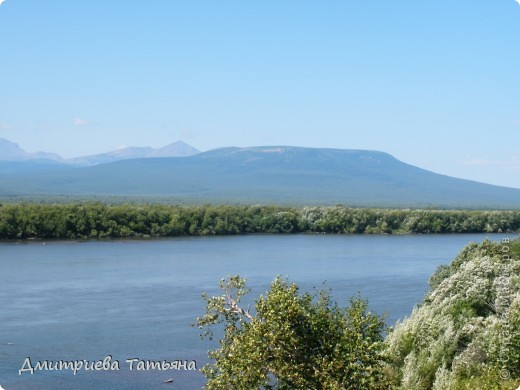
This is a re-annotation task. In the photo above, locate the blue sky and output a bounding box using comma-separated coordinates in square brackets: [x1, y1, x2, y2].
[1, 1, 519, 188]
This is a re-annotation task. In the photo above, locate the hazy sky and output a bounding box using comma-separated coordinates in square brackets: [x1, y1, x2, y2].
[1, 1, 519, 188]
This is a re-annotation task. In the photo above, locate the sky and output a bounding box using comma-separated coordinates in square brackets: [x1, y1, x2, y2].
[0, 1, 519, 188]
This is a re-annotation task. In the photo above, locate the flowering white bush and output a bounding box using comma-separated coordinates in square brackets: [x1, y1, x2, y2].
[384, 239, 520, 389]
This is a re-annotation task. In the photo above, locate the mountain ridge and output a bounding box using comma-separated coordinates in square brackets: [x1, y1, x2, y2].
[68, 141, 200, 165]
[1, 145, 519, 208]
[0, 138, 63, 162]
[0, 138, 200, 165]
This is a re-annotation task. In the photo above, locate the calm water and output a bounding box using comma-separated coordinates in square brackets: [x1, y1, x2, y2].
[0, 233, 517, 389]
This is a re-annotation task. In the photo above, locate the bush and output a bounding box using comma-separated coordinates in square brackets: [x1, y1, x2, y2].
[384, 239, 520, 389]
[196, 276, 387, 389]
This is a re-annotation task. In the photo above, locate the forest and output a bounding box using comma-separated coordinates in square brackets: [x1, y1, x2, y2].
[0, 203, 519, 239]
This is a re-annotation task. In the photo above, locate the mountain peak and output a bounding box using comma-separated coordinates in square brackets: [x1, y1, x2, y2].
[149, 141, 200, 157]
[0, 137, 63, 161]
[0, 138, 27, 160]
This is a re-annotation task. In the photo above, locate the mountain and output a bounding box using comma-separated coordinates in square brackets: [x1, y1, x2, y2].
[68, 141, 200, 165]
[149, 141, 200, 158]
[0, 138, 62, 162]
[68, 146, 155, 166]
[0, 138, 30, 160]
[1, 146, 519, 208]
[0, 138, 199, 167]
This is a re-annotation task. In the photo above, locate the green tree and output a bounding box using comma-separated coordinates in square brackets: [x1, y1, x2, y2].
[196, 276, 387, 389]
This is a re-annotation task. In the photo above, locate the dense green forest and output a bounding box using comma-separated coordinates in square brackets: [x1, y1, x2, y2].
[0, 203, 519, 239]
[198, 239, 520, 389]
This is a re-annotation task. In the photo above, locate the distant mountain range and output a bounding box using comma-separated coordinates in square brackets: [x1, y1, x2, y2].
[0, 138, 63, 162]
[0, 138, 200, 166]
[0, 140, 519, 208]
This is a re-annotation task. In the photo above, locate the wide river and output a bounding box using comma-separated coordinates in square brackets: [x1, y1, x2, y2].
[0, 233, 517, 389]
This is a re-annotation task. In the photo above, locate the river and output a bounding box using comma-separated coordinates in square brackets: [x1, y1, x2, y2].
[0, 233, 516, 389]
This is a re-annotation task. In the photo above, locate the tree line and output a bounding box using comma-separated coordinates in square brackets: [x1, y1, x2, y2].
[0, 203, 519, 239]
